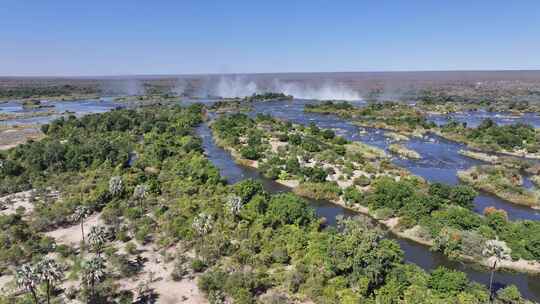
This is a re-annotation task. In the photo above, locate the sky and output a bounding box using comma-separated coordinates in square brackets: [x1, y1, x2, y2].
[1, 0, 539, 76]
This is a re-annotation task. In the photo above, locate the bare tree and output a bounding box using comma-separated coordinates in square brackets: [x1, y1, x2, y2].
[133, 184, 148, 213]
[483, 240, 509, 302]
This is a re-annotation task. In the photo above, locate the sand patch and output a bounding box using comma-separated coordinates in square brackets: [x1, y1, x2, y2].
[0, 125, 43, 150]
[45, 213, 102, 247]
[116, 243, 207, 304]
[0, 190, 36, 216]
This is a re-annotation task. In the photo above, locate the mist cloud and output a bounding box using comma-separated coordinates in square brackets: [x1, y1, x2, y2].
[212, 76, 361, 101]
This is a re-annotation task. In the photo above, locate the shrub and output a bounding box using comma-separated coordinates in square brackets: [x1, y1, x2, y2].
[428, 267, 468, 296]
[343, 186, 364, 206]
[191, 259, 207, 272]
[240, 146, 261, 160]
[353, 175, 371, 187]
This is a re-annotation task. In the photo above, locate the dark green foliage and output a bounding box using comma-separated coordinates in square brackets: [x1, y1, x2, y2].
[240, 146, 261, 160]
[265, 193, 314, 227]
[301, 166, 327, 183]
[428, 267, 469, 296]
[468, 119, 536, 150]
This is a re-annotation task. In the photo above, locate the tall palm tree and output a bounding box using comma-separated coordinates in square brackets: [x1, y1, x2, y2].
[81, 255, 106, 301]
[73, 206, 91, 246]
[37, 258, 63, 304]
[88, 226, 107, 256]
[133, 184, 147, 213]
[483, 240, 507, 302]
[15, 264, 40, 304]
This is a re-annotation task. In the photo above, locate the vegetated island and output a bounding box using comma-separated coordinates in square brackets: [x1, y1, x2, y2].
[210, 112, 540, 275]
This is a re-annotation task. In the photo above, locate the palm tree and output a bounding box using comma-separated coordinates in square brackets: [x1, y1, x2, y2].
[36, 258, 63, 304]
[133, 184, 147, 213]
[109, 176, 124, 197]
[483, 240, 507, 302]
[192, 212, 213, 235]
[88, 226, 107, 256]
[226, 195, 243, 216]
[15, 264, 40, 304]
[81, 255, 106, 301]
[73, 206, 91, 246]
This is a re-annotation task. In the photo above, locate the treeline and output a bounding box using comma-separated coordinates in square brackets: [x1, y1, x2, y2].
[0, 84, 98, 99]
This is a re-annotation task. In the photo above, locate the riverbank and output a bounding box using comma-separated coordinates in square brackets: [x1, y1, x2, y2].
[210, 123, 540, 275]
[458, 165, 540, 209]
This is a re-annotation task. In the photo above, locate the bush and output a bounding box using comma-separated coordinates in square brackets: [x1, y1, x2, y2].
[294, 181, 342, 201]
[497, 285, 522, 303]
[302, 166, 327, 183]
[191, 259, 207, 272]
[397, 216, 417, 231]
[428, 267, 468, 296]
[449, 185, 477, 209]
[289, 134, 302, 145]
[171, 259, 189, 281]
[125, 242, 138, 255]
[240, 146, 261, 160]
[374, 208, 394, 220]
[353, 175, 371, 187]
[343, 186, 364, 206]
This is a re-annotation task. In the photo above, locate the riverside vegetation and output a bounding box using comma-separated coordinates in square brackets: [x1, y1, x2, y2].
[0, 104, 534, 303]
[211, 113, 540, 275]
[306, 101, 540, 158]
[305, 101, 540, 204]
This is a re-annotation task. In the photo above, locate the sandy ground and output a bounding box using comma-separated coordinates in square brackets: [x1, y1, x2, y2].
[45, 213, 102, 247]
[116, 243, 208, 304]
[0, 190, 36, 215]
[0, 126, 43, 150]
[0, 274, 14, 294]
[43, 213, 208, 303]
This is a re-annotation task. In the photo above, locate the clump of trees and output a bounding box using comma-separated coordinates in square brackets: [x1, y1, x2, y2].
[441, 118, 540, 153]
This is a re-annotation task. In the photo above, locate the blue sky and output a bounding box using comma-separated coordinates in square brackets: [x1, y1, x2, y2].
[1, 0, 539, 76]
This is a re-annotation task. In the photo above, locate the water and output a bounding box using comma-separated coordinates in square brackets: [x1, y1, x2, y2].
[247, 99, 540, 221]
[0, 99, 121, 126]
[428, 110, 540, 128]
[195, 119, 540, 302]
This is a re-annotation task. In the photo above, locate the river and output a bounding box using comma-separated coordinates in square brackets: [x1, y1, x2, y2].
[196, 120, 540, 302]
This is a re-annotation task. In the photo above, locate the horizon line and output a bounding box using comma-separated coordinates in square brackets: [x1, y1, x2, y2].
[2, 68, 540, 79]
